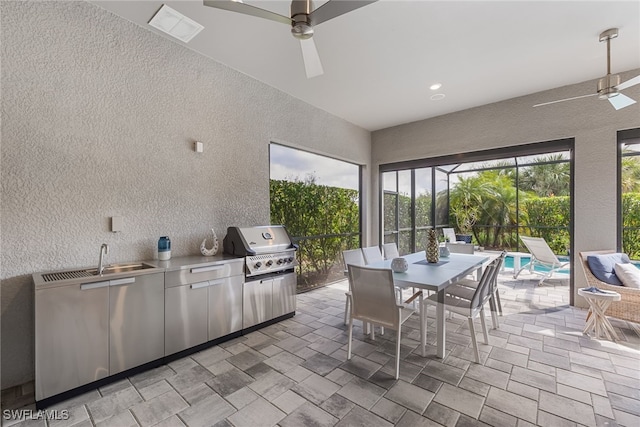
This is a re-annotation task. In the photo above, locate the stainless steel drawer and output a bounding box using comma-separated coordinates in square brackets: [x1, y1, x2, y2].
[165, 260, 243, 288]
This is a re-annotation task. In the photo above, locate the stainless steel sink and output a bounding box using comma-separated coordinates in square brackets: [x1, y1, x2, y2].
[93, 263, 156, 275]
[40, 263, 157, 283]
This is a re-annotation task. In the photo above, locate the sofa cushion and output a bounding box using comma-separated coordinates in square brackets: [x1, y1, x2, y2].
[587, 253, 630, 286]
[614, 262, 640, 289]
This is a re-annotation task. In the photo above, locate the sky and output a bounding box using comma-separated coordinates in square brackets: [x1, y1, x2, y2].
[269, 144, 360, 190]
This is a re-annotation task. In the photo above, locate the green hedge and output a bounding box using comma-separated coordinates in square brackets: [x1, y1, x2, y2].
[623, 193, 640, 259]
[270, 179, 359, 283]
[521, 196, 570, 255]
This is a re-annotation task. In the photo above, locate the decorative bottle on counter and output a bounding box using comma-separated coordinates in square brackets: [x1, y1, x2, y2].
[426, 229, 440, 263]
[158, 236, 171, 260]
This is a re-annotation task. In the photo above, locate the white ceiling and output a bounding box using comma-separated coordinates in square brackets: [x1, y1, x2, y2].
[92, 1, 640, 131]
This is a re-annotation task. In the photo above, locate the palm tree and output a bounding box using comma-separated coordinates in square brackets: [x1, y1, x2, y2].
[449, 174, 493, 241]
[519, 154, 570, 197]
[621, 154, 640, 193]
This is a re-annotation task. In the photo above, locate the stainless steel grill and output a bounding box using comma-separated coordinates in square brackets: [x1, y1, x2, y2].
[223, 225, 297, 277]
[223, 225, 298, 330]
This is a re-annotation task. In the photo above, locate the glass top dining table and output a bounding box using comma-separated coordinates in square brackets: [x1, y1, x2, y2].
[369, 251, 491, 359]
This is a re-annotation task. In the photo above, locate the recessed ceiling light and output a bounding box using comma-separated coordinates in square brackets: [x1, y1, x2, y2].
[149, 5, 204, 43]
[430, 83, 442, 91]
[430, 93, 446, 101]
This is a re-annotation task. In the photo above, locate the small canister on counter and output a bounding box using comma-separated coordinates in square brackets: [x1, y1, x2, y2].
[158, 236, 171, 260]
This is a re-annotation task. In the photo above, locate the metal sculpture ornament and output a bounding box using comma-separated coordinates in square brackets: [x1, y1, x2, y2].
[200, 228, 219, 256]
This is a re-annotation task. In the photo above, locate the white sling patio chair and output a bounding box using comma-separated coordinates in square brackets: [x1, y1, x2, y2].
[342, 249, 366, 325]
[422, 262, 497, 363]
[445, 251, 507, 329]
[515, 236, 570, 286]
[362, 246, 384, 264]
[346, 264, 423, 379]
[382, 242, 400, 260]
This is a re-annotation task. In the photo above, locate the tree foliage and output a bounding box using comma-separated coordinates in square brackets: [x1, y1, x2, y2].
[521, 196, 570, 254]
[270, 178, 359, 288]
[519, 154, 570, 197]
[622, 192, 640, 259]
[447, 159, 571, 252]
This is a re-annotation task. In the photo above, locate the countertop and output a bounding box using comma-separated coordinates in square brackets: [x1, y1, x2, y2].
[148, 254, 243, 272]
[33, 254, 244, 289]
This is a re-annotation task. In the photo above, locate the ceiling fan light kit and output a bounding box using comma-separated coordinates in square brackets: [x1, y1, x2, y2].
[597, 74, 620, 99]
[291, 0, 314, 40]
[203, 0, 377, 79]
[534, 27, 639, 111]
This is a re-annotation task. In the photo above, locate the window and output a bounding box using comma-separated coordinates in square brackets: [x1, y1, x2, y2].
[619, 129, 640, 260]
[380, 140, 572, 255]
[269, 143, 361, 292]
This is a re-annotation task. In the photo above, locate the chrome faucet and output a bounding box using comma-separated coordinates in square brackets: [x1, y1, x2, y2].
[98, 243, 109, 275]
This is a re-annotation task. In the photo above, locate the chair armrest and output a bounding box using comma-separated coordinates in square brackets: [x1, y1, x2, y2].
[404, 290, 423, 305]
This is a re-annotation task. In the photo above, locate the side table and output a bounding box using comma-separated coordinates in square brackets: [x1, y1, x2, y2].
[578, 287, 621, 341]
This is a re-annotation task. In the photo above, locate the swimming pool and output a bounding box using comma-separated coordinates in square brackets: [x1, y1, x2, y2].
[504, 255, 570, 274]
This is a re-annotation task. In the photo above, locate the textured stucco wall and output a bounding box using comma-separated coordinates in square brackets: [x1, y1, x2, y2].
[372, 69, 640, 309]
[0, 1, 370, 389]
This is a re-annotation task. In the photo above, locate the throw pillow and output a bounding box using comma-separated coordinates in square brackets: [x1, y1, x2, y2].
[614, 262, 640, 289]
[587, 253, 631, 286]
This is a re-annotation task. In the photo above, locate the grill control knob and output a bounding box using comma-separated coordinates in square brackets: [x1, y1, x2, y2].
[287, 257, 294, 263]
[255, 262, 262, 268]
[277, 259, 283, 264]
[266, 260, 273, 267]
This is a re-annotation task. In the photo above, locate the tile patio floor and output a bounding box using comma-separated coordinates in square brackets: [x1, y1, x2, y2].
[3, 270, 640, 427]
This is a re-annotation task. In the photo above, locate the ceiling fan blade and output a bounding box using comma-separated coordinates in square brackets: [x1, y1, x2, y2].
[533, 93, 597, 108]
[299, 38, 324, 78]
[616, 75, 640, 91]
[203, 0, 292, 25]
[608, 93, 637, 110]
[309, 0, 378, 26]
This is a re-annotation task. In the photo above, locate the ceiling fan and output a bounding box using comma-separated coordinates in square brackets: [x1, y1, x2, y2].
[534, 28, 640, 110]
[203, 0, 377, 78]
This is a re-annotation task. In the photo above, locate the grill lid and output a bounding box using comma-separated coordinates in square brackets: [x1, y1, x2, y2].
[223, 225, 296, 256]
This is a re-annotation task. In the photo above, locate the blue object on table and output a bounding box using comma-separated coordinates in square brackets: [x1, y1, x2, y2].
[583, 286, 607, 294]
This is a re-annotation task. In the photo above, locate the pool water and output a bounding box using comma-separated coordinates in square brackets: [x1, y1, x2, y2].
[504, 255, 570, 274]
[504, 255, 640, 275]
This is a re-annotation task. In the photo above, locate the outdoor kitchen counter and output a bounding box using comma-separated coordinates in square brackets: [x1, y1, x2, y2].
[32, 255, 244, 290]
[149, 254, 243, 271]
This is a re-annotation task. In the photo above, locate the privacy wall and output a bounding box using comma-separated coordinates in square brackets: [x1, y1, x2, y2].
[0, 1, 370, 388]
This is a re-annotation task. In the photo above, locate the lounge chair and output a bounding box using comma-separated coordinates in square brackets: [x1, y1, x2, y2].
[514, 236, 570, 285]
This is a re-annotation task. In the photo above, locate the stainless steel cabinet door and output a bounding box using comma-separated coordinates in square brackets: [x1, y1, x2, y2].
[165, 282, 208, 355]
[243, 278, 272, 329]
[35, 282, 109, 401]
[208, 275, 243, 340]
[272, 273, 296, 318]
[109, 273, 164, 374]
